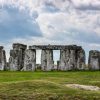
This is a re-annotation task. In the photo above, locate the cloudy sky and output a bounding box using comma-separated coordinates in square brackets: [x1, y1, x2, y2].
[0, 0, 100, 63]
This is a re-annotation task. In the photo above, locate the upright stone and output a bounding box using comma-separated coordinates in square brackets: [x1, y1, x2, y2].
[59, 49, 77, 71]
[9, 43, 27, 71]
[69, 49, 76, 70]
[23, 49, 36, 71]
[76, 49, 85, 70]
[41, 50, 54, 71]
[59, 46, 85, 71]
[0, 46, 6, 70]
[88, 50, 100, 70]
[57, 61, 60, 70]
[59, 49, 70, 71]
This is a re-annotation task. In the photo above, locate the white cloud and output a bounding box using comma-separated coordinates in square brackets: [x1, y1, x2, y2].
[72, 0, 100, 10]
[0, 0, 100, 63]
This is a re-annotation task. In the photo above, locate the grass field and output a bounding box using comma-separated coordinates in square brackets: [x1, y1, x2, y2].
[0, 71, 100, 100]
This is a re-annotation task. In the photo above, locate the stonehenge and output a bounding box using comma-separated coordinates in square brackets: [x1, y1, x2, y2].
[29, 45, 86, 71]
[0, 43, 100, 71]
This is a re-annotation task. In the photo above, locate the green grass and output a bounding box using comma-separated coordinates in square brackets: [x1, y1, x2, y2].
[0, 71, 100, 100]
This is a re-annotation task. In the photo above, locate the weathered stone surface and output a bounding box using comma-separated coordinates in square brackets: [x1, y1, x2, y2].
[0, 46, 6, 70]
[22, 49, 36, 71]
[59, 49, 70, 71]
[29, 45, 82, 50]
[29, 44, 85, 71]
[57, 61, 60, 70]
[88, 50, 100, 70]
[77, 49, 85, 70]
[59, 47, 85, 71]
[6, 62, 10, 70]
[13, 43, 27, 50]
[41, 50, 54, 71]
[8, 44, 86, 71]
[59, 49, 76, 71]
[9, 43, 27, 71]
[69, 50, 76, 70]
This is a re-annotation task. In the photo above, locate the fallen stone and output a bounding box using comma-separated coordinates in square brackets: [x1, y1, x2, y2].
[66, 84, 100, 91]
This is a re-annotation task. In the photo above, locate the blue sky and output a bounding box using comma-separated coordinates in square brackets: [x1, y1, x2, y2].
[0, 0, 100, 63]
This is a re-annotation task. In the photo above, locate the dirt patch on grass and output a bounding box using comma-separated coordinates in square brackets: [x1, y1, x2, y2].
[66, 84, 100, 91]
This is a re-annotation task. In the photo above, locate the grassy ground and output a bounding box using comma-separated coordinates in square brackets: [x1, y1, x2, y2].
[0, 71, 100, 100]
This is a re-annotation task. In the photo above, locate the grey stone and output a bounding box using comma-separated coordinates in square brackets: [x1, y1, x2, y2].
[59, 49, 76, 71]
[77, 49, 85, 70]
[0, 46, 6, 70]
[59, 46, 85, 71]
[59, 49, 70, 71]
[69, 49, 76, 70]
[57, 61, 60, 70]
[88, 50, 100, 70]
[29, 44, 85, 71]
[22, 49, 36, 71]
[13, 43, 27, 50]
[29, 45, 82, 50]
[41, 50, 54, 71]
[7, 44, 87, 71]
[9, 43, 27, 71]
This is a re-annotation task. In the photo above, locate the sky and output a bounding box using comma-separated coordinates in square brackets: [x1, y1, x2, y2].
[0, 0, 100, 64]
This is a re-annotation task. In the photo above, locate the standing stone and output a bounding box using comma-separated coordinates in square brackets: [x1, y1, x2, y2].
[88, 50, 100, 70]
[0, 46, 6, 70]
[59, 49, 70, 71]
[69, 49, 76, 70]
[59, 49, 77, 71]
[59, 46, 85, 71]
[9, 43, 27, 71]
[76, 49, 85, 70]
[41, 49, 54, 71]
[57, 61, 60, 70]
[6, 62, 10, 70]
[23, 49, 36, 71]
